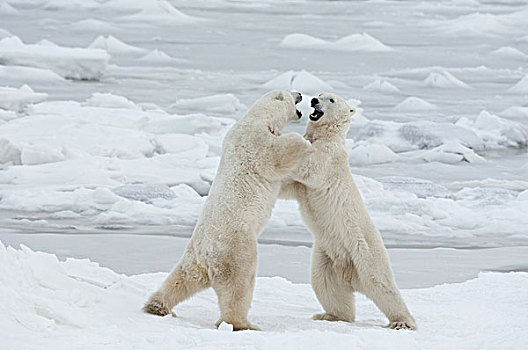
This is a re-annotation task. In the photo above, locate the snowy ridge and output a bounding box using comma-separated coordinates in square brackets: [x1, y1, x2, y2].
[0, 241, 527, 349]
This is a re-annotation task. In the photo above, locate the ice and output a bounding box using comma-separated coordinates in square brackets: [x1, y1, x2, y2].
[139, 49, 178, 63]
[88, 35, 146, 55]
[0, 36, 110, 80]
[280, 33, 392, 52]
[0, 65, 65, 83]
[394, 97, 437, 111]
[437, 12, 510, 36]
[112, 184, 177, 203]
[423, 141, 486, 164]
[84, 93, 140, 110]
[118, 0, 199, 25]
[0, 138, 20, 165]
[490, 46, 528, 60]
[347, 141, 399, 166]
[421, 71, 469, 89]
[169, 94, 245, 114]
[20, 144, 65, 165]
[456, 111, 527, 149]
[362, 79, 400, 93]
[69, 19, 119, 33]
[0, 242, 527, 349]
[508, 74, 528, 94]
[0, 85, 47, 112]
[0, 28, 12, 38]
[263, 70, 333, 95]
[377, 176, 453, 199]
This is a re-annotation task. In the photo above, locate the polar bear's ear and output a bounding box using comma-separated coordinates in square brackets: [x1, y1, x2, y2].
[274, 91, 285, 101]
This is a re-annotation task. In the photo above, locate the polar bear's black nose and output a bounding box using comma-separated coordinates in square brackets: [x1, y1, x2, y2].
[293, 92, 302, 104]
[311, 98, 319, 107]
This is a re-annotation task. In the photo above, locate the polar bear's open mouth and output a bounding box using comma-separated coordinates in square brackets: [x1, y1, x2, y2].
[310, 108, 324, 121]
[296, 109, 302, 118]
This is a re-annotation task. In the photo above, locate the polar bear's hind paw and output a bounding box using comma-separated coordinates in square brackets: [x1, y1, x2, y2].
[312, 313, 353, 323]
[385, 320, 417, 330]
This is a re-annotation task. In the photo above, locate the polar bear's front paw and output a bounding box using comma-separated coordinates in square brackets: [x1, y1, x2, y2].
[385, 320, 417, 330]
[312, 313, 353, 323]
[143, 296, 172, 317]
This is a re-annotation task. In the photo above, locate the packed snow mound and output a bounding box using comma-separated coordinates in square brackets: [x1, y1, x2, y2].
[394, 97, 437, 111]
[1, 242, 527, 349]
[437, 12, 510, 36]
[423, 141, 486, 164]
[0, 36, 110, 80]
[508, 74, 528, 94]
[363, 79, 400, 93]
[84, 93, 140, 110]
[88, 35, 146, 55]
[118, 0, 200, 25]
[0, 85, 47, 112]
[169, 94, 246, 114]
[69, 19, 119, 32]
[490, 46, 528, 59]
[347, 141, 399, 165]
[280, 33, 392, 52]
[0, 138, 20, 165]
[139, 49, 177, 63]
[456, 110, 528, 148]
[421, 71, 469, 89]
[263, 70, 332, 95]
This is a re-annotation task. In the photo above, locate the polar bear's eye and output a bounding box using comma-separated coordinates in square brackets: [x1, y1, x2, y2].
[329, 99, 335, 103]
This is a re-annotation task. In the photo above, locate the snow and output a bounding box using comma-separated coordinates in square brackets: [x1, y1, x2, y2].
[118, 0, 200, 25]
[363, 79, 400, 93]
[139, 49, 178, 63]
[0, 85, 47, 112]
[169, 94, 245, 114]
[88, 35, 146, 55]
[0, 241, 527, 349]
[84, 92, 140, 110]
[421, 71, 469, 89]
[394, 97, 437, 111]
[490, 46, 528, 60]
[508, 74, 528, 94]
[0, 1, 18, 15]
[347, 141, 399, 166]
[280, 33, 393, 52]
[263, 70, 333, 95]
[0, 36, 110, 80]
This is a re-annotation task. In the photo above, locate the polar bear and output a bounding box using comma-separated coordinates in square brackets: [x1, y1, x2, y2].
[280, 93, 417, 330]
[143, 90, 312, 331]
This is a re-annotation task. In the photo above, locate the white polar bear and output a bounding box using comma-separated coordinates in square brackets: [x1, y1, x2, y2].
[280, 93, 417, 330]
[143, 90, 313, 331]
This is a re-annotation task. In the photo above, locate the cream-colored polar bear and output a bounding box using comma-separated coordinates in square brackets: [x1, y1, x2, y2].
[280, 93, 417, 330]
[143, 90, 312, 331]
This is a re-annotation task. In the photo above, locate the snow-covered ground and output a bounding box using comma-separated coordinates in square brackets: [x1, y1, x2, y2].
[1, 0, 527, 347]
[1, 242, 527, 349]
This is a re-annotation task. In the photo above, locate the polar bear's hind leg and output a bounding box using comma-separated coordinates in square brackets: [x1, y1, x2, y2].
[311, 245, 356, 323]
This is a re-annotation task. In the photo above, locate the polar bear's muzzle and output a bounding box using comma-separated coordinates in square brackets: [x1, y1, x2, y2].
[310, 97, 324, 121]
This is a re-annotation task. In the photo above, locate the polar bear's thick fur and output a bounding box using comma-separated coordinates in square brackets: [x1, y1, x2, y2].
[143, 90, 312, 331]
[280, 93, 417, 330]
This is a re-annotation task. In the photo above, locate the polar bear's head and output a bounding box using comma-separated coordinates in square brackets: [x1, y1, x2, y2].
[259, 90, 303, 121]
[305, 92, 356, 141]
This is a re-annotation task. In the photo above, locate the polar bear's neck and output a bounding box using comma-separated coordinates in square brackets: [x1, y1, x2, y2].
[305, 121, 349, 144]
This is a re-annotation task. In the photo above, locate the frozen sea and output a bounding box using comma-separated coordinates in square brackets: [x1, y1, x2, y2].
[1, 0, 528, 348]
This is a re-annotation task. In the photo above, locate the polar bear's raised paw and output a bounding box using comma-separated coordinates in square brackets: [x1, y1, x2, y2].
[143, 298, 171, 317]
